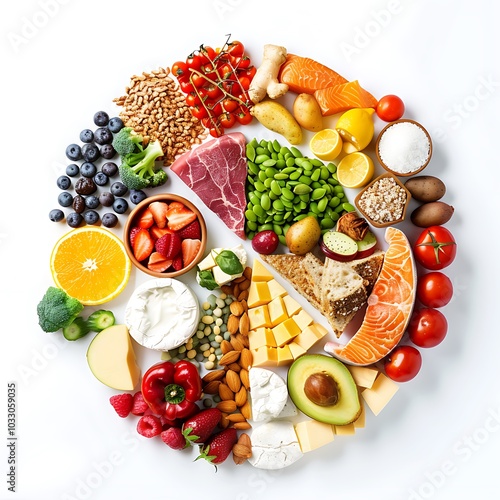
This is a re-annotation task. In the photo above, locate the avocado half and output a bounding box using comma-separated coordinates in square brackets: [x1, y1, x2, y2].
[287, 354, 361, 425]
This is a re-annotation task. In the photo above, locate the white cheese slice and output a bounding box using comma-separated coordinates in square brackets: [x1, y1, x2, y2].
[197, 253, 216, 271]
[249, 367, 288, 422]
[248, 421, 303, 470]
[124, 278, 200, 351]
[276, 396, 298, 419]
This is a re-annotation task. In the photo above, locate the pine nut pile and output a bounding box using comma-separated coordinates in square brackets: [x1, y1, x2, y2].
[113, 67, 207, 165]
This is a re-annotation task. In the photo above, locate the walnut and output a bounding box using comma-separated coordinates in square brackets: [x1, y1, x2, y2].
[336, 212, 369, 241]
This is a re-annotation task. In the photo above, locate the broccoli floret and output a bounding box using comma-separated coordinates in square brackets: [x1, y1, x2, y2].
[112, 127, 144, 156]
[86, 310, 115, 332]
[62, 317, 90, 341]
[118, 139, 167, 190]
[37, 287, 84, 333]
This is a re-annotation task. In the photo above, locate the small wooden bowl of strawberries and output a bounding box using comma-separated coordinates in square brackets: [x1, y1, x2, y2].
[123, 193, 207, 278]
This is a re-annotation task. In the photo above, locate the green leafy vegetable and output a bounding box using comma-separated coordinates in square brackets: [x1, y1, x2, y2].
[37, 287, 84, 333]
[214, 250, 243, 276]
[198, 269, 219, 291]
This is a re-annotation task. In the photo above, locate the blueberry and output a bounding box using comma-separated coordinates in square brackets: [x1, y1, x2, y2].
[66, 163, 80, 177]
[102, 213, 118, 228]
[49, 209, 65, 222]
[85, 195, 100, 209]
[94, 127, 113, 145]
[108, 117, 124, 133]
[101, 162, 118, 177]
[80, 129, 94, 143]
[99, 192, 115, 207]
[82, 143, 100, 162]
[93, 172, 109, 186]
[67, 212, 83, 228]
[66, 143, 82, 161]
[130, 189, 148, 205]
[100, 144, 116, 159]
[58, 191, 73, 207]
[93, 111, 109, 127]
[84, 210, 100, 225]
[110, 181, 128, 197]
[80, 162, 97, 178]
[57, 175, 71, 190]
[113, 197, 128, 214]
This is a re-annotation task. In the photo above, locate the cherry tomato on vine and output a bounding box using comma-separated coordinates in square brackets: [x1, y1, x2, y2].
[231, 55, 251, 70]
[227, 40, 245, 58]
[222, 98, 238, 113]
[218, 63, 234, 80]
[414, 226, 457, 270]
[241, 65, 257, 80]
[204, 83, 223, 100]
[179, 80, 194, 94]
[384, 345, 422, 382]
[186, 53, 203, 72]
[235, 106, 253, 125]
[219, 112, 236, 129]
[190, 73, 207, 89]
[408, 308, 448, 348]
[376, 94, 405, 122]
[199, 45, 216, 64]
[417, 271, 453, 308]
[191, 104, 207, 120]
[171, 61, 189, 80]
[185, 93, 201, 108]
[238, 76, 251, 91]
[205, 100, 222, 117]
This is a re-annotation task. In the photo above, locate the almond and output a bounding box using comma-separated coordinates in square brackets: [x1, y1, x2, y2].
[219, 350, 241, 366]
[226, 412, 246, 423]
[232, 275, 247, 284]
[233, 421, 252, 430]
[235, 386, 247, 407]
[232, 442, 252, 458]
[239, 368, 250, 389]
[239, 312, 250, 336]
[237, 290, 249, 302]
[238, 278, 251, 291]
[202, 369, 225, 383]
[243, 266, 252, 280]
[226, 370, 241, 393]
[217, 400, 238, 413]
[235, 333, 250, 348]
[230, 301, 245, 317]
[218, 383, 235, 401]
[230, 336, 246, 352]
[220, 412, 230, 429]
[232, 283, 240, 299]
[240, 400, 252, 420]
[238, 432, 252, 448]
[220, 340, 233, 355]
[227, 362, 241, 373]
[239, 348, 253, 369]
[232, 433, 252, 465]
[220, 285, 233, 296]
[227, 314, 240, 335]
[203, 380, 221, 394]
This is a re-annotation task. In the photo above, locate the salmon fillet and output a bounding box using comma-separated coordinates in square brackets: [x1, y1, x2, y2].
[314, 81, 378, 116]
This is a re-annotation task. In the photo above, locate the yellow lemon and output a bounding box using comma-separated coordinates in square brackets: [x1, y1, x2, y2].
[50, 227, 131, 305]
[309, 128, 343, 161]
[335, 108, 375, 151]
[337, 152, 375, 189]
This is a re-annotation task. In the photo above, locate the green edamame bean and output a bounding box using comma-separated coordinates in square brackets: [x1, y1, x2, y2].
[258, 223, 273, 232]
[274, 172, 288, 180]
[317, 197, 328, 212]
[258, 170, 267, 183]
[311, 168, 321, 182]
[263, 158, 277, 167]
[255, 154, 270, 164]
[294, 183, 312, 195]
[253, 204, 266, 217]
[265, 167, 278, 177]
[286, 157, 296, 168]
[281, 187, 294, 200]
[270, 180, 282, 196]
[245, 209, 257, 222]
[329, 196, 340, 208]
[254, 180, 266, 192]
[276, 160, 286, 169]
[280, 146, 291, 156]
[272, 140, 281, 153]
[342, 202, 356, 212]
[320, 217, 335, 229]
[298, 175, 312, 185]
[311, 188, 326, 200]
[246, 143, 256, 162]
[290, 146, 303, 158]
[320, 166, 330, 180]
[260, 193, 271, 211]
[246, 220, 257, 231]
[273, 199, 285, 211]
[255, 146, 267, 155]
[302, 160, 313, 171]
[247, 161, 260, 176]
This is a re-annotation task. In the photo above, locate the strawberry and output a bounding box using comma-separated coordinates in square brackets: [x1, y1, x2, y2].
[196, 428, 238, 465]
[109, 393, 133, 418]
[149, 201, 169, 229]
[131, 392, 149, 416]
[133, 228, 154, 262]
[150, 226, 172, 241]
[129, 227, 142, 247]
[181, 238, 202, 267]
[161, 427, 187, 450]
[147, 252, 173, 273]
[137, 207, 154, 228]
[166, 204, 197, 231]
[137, 414, 162, 438]
[182, 408, 222, 445]
[155, 232, 182, 259]
[178, 219, 201, 240]
[172, 255, 183, 271]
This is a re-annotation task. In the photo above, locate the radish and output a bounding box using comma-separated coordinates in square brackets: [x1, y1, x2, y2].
[320, 231, 358, 262]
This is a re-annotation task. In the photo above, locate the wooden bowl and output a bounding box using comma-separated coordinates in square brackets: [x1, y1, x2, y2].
[375, 119, 432, 177]
[123, 193, 207, 278]
[354, 173, 412, 228]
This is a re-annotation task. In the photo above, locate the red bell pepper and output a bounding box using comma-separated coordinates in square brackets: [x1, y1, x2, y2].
[141, 360, 202, 421]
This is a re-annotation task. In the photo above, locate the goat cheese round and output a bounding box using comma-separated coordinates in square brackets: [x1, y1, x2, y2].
[249, 368, 288, 422]
[125, 278, 200, 351]
[248, 421, 303, 470]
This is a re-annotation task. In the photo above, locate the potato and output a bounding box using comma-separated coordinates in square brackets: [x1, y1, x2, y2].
[250, 100, 303, 145]
[285, 216, 321, 255]
[292, 93, 323, 132]
[410, 201, 454, 227]
[404, 175, 446, 202]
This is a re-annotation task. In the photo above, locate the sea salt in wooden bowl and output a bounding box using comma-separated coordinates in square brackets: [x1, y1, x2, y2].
[375, 119, 433, 177]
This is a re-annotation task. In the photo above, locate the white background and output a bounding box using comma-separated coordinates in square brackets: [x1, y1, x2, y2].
[1, 1, 500, 499]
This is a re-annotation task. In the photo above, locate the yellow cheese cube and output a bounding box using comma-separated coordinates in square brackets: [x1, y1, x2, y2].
[348, 365, 379, 389]
[248, 305, 272, 330]
[267, 279, 287, 298]
[251, 346, 278, 367]
[268, 296, 288, 327]
[293, 323, 328, 351]
[283, 294, 301, 317]
[252, 259, 274, 282]
[276, 344, 294, 366]
[272, 317, 301, 347]
[248, 327, 276, 350]
[309, 322, 329, 339]
[361, 373, 399, 416]
[353, 401, 366, 428]
[247, 281, 272, 308]
[334, 423, 356, 436]
[292, 309, 313, 330]
[288, 341, 307, 359]
[295, 420, 335, 453]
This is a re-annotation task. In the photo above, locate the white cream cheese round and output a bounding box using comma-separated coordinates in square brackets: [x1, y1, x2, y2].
[125, 278, 200, 351]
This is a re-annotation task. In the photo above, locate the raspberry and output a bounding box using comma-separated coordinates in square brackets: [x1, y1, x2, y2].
[137, 414, 162, 438]
[109, 393, 133, 418]
[131, 392, 149, 416]
[161, 427, 187, 450]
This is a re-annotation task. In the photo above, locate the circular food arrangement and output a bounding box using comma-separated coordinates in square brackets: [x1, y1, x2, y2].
[37, 37, 457, 470]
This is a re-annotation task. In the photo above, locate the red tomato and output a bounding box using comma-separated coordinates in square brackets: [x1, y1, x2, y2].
[219, 112, 236, 129]
[238, 76, 251, 91]
[227, 40, 245, 58]
[232, 55, 251, 70]
[204, 83, 223, 100]
[222, 98, 238, 113]
[199, 45, 216, 63]
[376, 94, 405, 122]
[171, 61, 189, 80]
[185, 93, 201, 108]
[191, 104, 207, 120]
[235, 106, 253, 125]
[417, 271, 453, 308]
[186, 53, 203, 72]
[408, 308, 448, 348]
[218, 63, 234, 80]
[205, 100, 222, 117]
[190, 72, 207, 89]
[179, 80, 194, 94]
[414, 226, 457, 270]
[384, 345, 422, 382]
[241, 65, 257, 81]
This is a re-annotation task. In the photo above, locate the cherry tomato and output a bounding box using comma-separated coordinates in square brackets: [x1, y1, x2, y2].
[185, 93, 201, 108]
[384, 345, 422, 382]
[238, 76, 251, 91]
[231, 55, 251, 70]
[208, 126, 222, 138]
[179, 80, 194, 94]
[417, 271, 453, 308]
[376, 94, 405, 122]
[191, 104, 207, 120]
[408, 308, 448, 348]
[190, 73, 207, 89]
[218, 63, 234, 80]
[235, 106, 253, 125]
[186, 53, 203, 72]
[227, 40, 245, 58]
[171, 61, 189, 80]
[414, 226, 457, 270]
[219, 112, 236, 129]
[205, 100, 222, 117]
[241, 65, 257, 80]
[222, 98, 238, 113]
[201, 62, 217, 80]
[204, 83, 223, 100]
[199, 45, 216, 64]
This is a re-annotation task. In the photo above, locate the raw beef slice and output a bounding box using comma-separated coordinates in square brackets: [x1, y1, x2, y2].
[171, 132, 247, 239]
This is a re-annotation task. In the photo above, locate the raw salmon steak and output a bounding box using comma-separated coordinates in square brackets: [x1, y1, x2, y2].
[324, 227, 416, 366]
[314, 81, 378, 116]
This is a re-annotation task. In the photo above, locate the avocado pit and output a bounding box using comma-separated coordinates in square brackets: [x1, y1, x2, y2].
[304, 372, 339, 406]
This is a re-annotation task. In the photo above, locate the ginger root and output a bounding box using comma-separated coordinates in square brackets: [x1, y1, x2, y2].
[248, 44, 289, 104]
